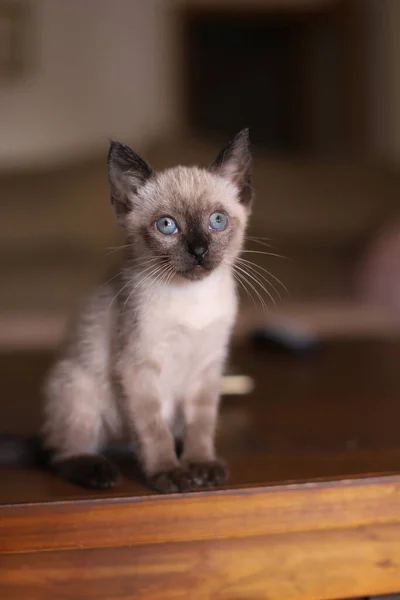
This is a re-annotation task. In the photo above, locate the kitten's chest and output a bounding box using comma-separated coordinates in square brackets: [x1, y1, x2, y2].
[136, 272, 237, 358]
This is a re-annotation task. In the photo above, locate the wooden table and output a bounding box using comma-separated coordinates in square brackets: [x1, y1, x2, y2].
[1, 341, 400, 599]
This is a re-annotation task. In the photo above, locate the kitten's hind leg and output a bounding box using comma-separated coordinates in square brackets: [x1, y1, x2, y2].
[54, 454, 120, 489]
[43, 359, 121, 489]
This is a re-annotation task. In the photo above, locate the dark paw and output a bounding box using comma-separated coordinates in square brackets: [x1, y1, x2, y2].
[186, 459, 229, 487]
[55, 455, 121, 489]
[148, 467, 196, 494]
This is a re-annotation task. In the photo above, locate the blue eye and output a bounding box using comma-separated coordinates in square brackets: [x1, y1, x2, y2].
[156, 216, 178, 235]
[209, 212, 228, 231]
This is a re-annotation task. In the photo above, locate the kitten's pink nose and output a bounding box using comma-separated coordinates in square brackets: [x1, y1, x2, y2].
[189, 246, 208, 265]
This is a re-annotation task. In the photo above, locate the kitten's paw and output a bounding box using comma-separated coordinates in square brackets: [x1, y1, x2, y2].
[148, 467, 195, 494]
[185, 459, 229, 487]
[55, 455, 121, 489]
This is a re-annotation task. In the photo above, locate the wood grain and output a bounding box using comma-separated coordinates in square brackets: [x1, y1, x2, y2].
[1, 476, 400, 554]
[2, 341, 400, 598]
[1, 524, 400, 600]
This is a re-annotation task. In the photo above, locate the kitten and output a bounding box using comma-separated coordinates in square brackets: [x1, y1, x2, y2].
[42, 129, 252, 493]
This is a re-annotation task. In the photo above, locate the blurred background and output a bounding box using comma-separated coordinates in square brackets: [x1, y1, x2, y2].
[4, 8, 400, 593]
[1, 0, 400, 349]
[3, 4, 400, 592]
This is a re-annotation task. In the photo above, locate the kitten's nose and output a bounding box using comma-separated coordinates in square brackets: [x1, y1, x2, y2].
[189, 245, 208, 265]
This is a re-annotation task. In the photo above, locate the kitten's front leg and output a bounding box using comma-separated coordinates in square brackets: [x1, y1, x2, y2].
[182, 371, 229, 488]
[119, 362, 195, 493]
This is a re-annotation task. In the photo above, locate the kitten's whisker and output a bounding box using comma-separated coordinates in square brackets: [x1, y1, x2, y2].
[122, 264, 166, 310]
[245, 237, 272, 248]
[132, 257, 170, 273]
[111, 261, 166, 308]
[234, 263, 276, 308]
[105, 244, 131, 256]
[144, 262, 174, 297]
[133, 261, 167, 280]
[246, 241, 272, 250]
[158, 264, 175, 290]
[235, 267, 269, 313]
[237, 258, 282, 301]
[109, 278, 132, 309]
[102, 271, 122, 287]
[240, 250, 289, 260]
[237, 256, 288, 296]
[156, 266, 170, 289]
[232, 270, 257, 307]
[147, 264, 172, 295]
[166, 266, 176, 286]
[106, 244, 131, 251]
[245, 235, 271, 241]
[128, 256, 168, 267]
[233, 265, 268, 312]
[134, 264, 167, 294]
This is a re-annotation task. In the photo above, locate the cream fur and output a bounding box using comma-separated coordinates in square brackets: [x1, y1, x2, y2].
[43, 135, 251, 483]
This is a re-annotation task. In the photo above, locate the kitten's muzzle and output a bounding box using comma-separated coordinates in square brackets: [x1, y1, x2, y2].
[188, 244, 209, 266]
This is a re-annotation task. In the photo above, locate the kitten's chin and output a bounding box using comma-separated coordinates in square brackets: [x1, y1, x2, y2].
[177, 265, 213, 282]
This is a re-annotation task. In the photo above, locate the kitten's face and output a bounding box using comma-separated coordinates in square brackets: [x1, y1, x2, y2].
[108, 130, 252, 282]
[126, 168, 249, 281]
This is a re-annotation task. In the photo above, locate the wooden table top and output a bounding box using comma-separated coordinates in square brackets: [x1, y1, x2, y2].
[1, 339, 400, 505]
[2, 340, 400, 599]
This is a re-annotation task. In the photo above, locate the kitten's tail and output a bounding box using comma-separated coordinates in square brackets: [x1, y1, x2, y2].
[0, 435, 49, 467]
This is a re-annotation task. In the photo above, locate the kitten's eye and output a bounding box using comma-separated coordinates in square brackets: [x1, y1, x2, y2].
[156, 216, 178, 235]
[209, 212, 228, 231]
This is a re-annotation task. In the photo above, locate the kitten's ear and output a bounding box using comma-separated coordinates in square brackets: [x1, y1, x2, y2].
[209, 128, 252, 207]
[108, 141, 153, 220]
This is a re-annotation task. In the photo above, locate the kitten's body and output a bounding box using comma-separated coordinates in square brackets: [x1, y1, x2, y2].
[44, 263, 237, 468]
[42, 133, 252, 492]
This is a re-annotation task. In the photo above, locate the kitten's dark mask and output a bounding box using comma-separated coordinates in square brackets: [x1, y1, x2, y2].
[108, 130, 252, 281]
[143, 206, 240, 281]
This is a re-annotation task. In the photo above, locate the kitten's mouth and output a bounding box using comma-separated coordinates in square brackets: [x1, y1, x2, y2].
[179, 264, 212, 281]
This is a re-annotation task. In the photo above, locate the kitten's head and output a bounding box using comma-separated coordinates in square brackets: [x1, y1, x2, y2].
[108, 130, 252, 281]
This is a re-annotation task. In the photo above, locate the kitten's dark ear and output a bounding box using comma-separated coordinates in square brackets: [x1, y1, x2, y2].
[209, 129, 252, 207]
[108, 141, 153, 220]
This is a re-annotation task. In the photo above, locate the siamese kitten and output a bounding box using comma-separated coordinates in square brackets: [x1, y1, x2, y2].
[42, 129, 252, 493]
